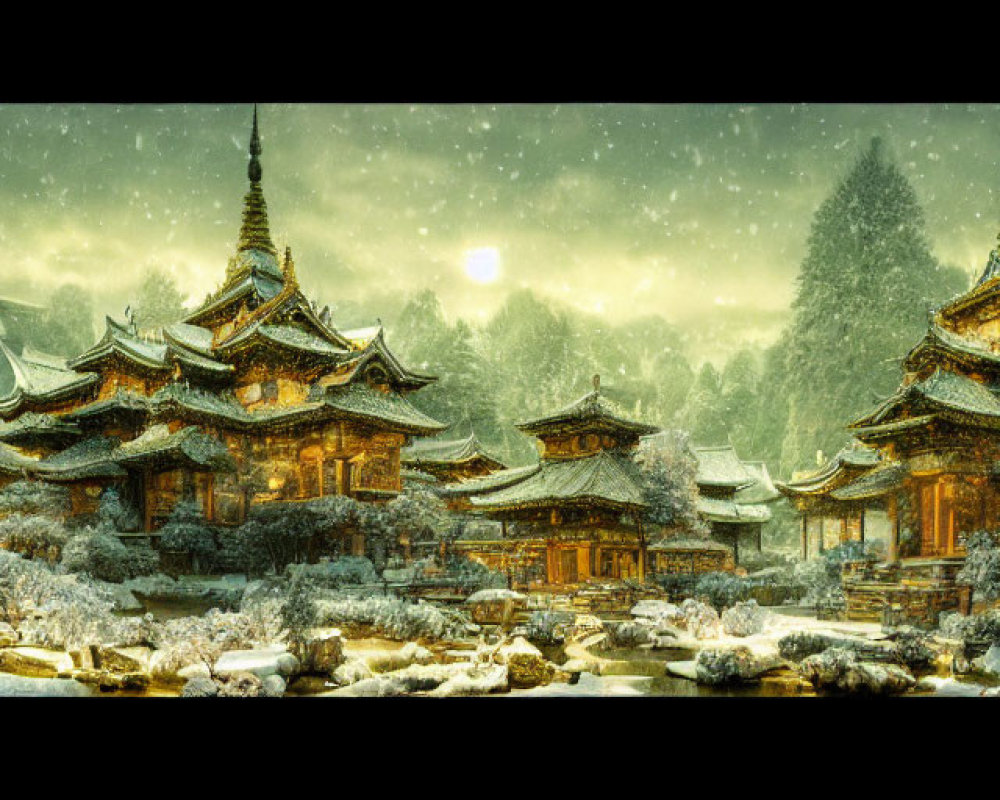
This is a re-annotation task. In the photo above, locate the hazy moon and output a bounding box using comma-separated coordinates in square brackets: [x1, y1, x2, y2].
[464, 247, 501, 284]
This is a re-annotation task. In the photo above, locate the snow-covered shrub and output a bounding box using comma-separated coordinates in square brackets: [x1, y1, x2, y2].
[97, 487, 142, 532]
[280, 574, 318, 642]
[720, 599, 768, 637]
[214, 527, 252, 574]
[0, 549, 125, 650]
[158, 501, 218, 574]
[652, 572, 698, 601]
[524, 609, 575, 644]
[443, 554, 507, 591]
[0, 513, 71, 562]
[890, 626, 937, 669]
[740, 550, 797, 573]
[938, 609, 1000, 646]
[315, 593, 467, 641]
[957, 531, 1000, 603]
[694, 571, 747, 610]
[604, 619, 653, 648]
[0, 480, 71, 518]
[61, 528, 159, 583]
[680, 598, 721, 639]
[286, 557, 379, 588]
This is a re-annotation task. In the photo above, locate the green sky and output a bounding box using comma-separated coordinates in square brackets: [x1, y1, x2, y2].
[0, 103, 998, 365]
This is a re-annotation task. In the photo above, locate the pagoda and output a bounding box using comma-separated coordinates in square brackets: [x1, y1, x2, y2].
[444, 375, 660, 588]
[0, 107, 445, 535]
[401, 432, 506, 485]
[777, 235, 1000, 624]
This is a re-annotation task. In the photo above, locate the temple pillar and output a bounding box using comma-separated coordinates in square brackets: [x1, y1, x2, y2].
[637, 518, 646, 584]
[859, 508, 866, 544]
[887, 494, 899, 564]
[801, 513, 808, 561]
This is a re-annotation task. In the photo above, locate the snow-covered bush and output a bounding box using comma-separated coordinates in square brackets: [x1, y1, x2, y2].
[638, 430, 708, 535]
[0, 549, 120, 650]
[524, 609, 575, 644]
[604, 619, 653, 648]
[97, 487, 142, 532]
[443, 554, 507, 591]
[286, 557, 379, 588]
[957, 531, 1000, 603]
[0, 480, 71, 518]
[280, 574, 318, 642]
[0, 513, 71, 562]
[680, 598, 721, 639]
[720, 599, 768, 637]
[61, 528, 159, 583]
[938, 609, 1000, 646]
[157, 501, 217, 574]
[315, 593, 467, 641]
[694, 571, 747, 610]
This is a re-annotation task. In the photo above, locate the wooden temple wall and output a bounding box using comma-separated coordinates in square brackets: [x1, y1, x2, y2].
[652, 548, 733, 575]
[539, 433, 626, 460]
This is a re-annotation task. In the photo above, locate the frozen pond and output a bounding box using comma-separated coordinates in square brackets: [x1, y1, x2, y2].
[0, 673, 94, 697]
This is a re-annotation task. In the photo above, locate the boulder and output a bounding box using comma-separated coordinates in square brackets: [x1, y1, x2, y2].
[429, 664, 509, 696]
[328, 663, 469, 697]
[972, 644, 1000, 677]
[0, 622, 18, 648]
[720, 600, 769, 637]
[695, 646, 782, 685]
[0, 647, 74, 677]
[331, 659, 373, 686]
[359, 642, 434, 673]
[797, 647, 915, 695]
[605, 620, 653, 648]
[665, 660, 699, 681]
[465, 589, 528, 626]
[214, 646, 299, 680]
[71, 669, 149, 692]
[0, 673, 93, 697]
[217, 671, 265, 698]
[778, 631, 896, 663]
[98, 645, 152, 674]
[181, 675, 219, 698]
[630, 600, 682, 623]
[261, 674, 287, 697]
[177, 663, 213, 682]
[494, 636, 554, 688]
[104, 584, 143, 612]
[294, 629, 345, 675]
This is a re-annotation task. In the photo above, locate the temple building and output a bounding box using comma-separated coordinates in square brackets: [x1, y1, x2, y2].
[445, 376, 659, 589]
[0, 296, 47, 355]
[778, 236, 1000, 624]
[776, 442, 894, 561]
[691, 445, 780, 564]
[401, 432, 506, 485]
[0, 108, 445, 539]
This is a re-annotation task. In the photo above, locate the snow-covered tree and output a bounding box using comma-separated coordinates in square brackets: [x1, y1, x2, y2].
[132, 267, 187, 330]
[778, 138, 968, 474]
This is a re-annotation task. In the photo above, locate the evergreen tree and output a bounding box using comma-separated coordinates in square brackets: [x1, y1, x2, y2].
[132, 267, 187, 330]
[720, 348, 760, 457]
[35, 284, 95, 356]
[679, 362, 728, 445]
[778, 138, 968, 475]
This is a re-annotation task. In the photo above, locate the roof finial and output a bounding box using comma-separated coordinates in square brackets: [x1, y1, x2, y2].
[248, 104, 262, 184]
[593, 373, 601, 392]
[283, 245, 297, 286]
[235, 105, 277, 257]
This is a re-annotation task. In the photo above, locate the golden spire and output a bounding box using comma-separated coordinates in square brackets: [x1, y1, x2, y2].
[283, 245, 298, 287]
[237, 105, 277, 257]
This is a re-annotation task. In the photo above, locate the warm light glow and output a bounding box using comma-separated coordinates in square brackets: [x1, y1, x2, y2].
[464, 247, 501, 283]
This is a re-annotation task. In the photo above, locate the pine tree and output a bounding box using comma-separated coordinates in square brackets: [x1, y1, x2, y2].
[679, 362, 729, 445]
[721, 348, 760, 456]
[132, 268, 187, 330]
[35, 284, 95, 356]
[778, 137, 968, 475]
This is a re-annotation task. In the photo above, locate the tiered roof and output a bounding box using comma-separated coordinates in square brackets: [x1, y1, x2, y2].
[692, 445, 755, 489]
[0, 339, 97, 417]
[849, 367, 1000, 440]
[516, 379, 660, 439]
[467, 449, 648, 512]
[402, 433, 506, 472]
[776, 441, 882, 498]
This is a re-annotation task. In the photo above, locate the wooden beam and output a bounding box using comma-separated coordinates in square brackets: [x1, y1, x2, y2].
[801, 513, 808, 561]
